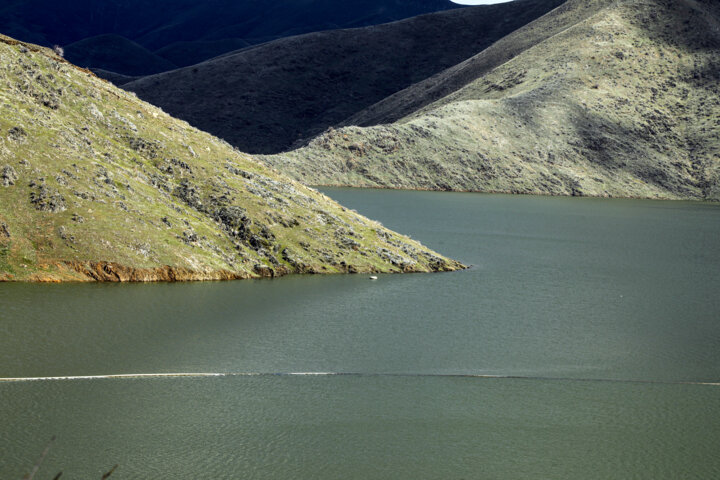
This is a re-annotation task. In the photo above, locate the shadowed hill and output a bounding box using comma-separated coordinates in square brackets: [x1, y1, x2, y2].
[155, 38, 251, 69]
[91, 68, 141, 86]
[0, 0, 461, 75]
[265, 0, 720, 201]
[0, 34, 463, 282]
[124, 0, 564, 154]
[64, 34, 177, 76]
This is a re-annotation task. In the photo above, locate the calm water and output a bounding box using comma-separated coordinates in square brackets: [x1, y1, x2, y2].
[1, 189, 719, 478]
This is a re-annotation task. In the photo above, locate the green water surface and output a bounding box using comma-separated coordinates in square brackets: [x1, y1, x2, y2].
[1, 190, 719, 478]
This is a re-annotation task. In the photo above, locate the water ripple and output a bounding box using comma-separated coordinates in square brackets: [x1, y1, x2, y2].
[0, 372, 717, 386]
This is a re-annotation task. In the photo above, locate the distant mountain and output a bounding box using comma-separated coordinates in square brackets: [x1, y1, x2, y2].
[265, 0, 720, 201]
[0, 34, 462, 282]
[155, 39, 251, 69]
[91, 68, 141, 86]
[0, 0, 462, 75]
[64, 34, 177, 76]
[123, 0, 563, 154]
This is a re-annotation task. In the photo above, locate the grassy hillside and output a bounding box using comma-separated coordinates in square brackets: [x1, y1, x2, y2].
[266, 0, 720, 201]
[341, 0, 607, 127]
[123, 0, 563, 154]
[0, 34, 463, 282]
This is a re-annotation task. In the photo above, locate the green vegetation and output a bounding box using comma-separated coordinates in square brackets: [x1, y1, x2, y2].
[0, 35, 463, 282]
[265, 0, 720, 201]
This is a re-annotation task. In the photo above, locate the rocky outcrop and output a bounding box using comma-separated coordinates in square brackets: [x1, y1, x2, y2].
[1, 166, 18, 187]
[64, 261, 250, 282]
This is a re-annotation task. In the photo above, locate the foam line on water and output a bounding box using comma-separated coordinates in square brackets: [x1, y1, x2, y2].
[0, 373, 230, 382]
[0, 372, 718, 386]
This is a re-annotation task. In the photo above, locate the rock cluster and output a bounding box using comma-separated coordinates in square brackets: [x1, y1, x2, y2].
[1, 166, 18, 187]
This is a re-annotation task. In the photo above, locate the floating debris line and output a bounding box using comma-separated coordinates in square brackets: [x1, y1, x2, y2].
[0, 372, 718, 386]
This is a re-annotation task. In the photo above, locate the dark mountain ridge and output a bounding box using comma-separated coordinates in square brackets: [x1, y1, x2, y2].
[0, 0, 462, 74]
[63, 34, 177, 76]
[123, 0, 564, 154]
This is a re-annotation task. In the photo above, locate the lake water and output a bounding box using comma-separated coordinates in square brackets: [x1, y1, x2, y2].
[1, 189, 719, 479]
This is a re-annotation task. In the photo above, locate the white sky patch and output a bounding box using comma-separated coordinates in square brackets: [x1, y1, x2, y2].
[450, 0, 514, 5]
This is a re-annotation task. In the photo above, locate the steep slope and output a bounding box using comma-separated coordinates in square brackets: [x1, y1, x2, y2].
[342, 0, 608, 127]
[64, 34, 177, 76]
[0, 35, 463, 282]
[0, 0, 460, 75]
[266, 0, 720, 201]
[124, 0, 564, 154]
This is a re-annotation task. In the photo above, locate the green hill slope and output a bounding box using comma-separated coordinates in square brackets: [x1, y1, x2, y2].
[0, 35, 463, 282]
[265, 0, 720, 201]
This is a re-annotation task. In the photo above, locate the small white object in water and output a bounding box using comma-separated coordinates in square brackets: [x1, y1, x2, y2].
[369, 276, 378, 280]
